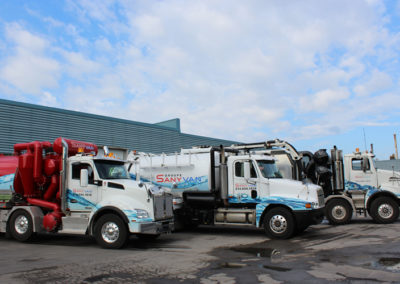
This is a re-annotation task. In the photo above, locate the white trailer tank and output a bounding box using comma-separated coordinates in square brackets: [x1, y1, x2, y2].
[130, 148, 220, 195]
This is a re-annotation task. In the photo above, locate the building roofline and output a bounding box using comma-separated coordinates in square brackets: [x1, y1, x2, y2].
[0, 98, 238, 144]
[0, 98, 180, 132]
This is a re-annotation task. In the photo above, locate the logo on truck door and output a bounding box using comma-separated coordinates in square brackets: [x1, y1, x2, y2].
[156, 174, 203, 184]
[235, 183, 257, 191]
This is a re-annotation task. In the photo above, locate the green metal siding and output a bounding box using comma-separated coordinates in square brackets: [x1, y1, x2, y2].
[0, 99, 237, 154]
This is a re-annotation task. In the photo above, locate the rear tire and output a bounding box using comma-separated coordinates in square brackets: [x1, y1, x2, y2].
[370, 197, 399, 224]
[94, 214, 128, 249]
[325, 199, 353, 225]
[263, 207, 295, 239]
[9, 210, 34, 242]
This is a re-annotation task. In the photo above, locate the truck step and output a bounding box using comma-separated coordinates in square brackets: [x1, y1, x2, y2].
[347, 190, 366, 209]
[58, 216, 89, 234]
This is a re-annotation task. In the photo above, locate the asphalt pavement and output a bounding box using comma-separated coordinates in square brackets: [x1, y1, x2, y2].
[0, 216, 399, 283]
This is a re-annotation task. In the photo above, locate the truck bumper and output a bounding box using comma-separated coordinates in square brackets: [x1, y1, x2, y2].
[293, 208, 325, 227]
[129, 219, 174, 235]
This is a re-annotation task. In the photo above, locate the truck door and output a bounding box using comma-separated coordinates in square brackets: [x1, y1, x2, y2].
[349, 157, 378, 188]
[232, 160, 261, 202]
[68, 162, 99, 212]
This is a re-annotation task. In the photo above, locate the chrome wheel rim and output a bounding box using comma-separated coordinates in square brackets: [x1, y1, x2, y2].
[101, 222, 120, 243]
[332, 205, 346, 220]
[269, 215, 287, 234]
[378, 204, 393, 219]
[15, 215, 29, 234]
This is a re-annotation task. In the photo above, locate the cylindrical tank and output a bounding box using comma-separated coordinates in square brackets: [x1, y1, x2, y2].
[17, 152, 35, 197]
[0, 155, 18, 176]
[43, 155, 59, 176]
[53, 137, 98, 156]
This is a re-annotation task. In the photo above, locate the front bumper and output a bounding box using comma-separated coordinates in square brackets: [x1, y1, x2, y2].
[129, 219, 174, 235]
[293, 207, 325, 227]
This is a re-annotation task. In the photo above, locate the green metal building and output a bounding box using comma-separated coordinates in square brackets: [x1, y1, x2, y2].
[0, 99, 237, 155]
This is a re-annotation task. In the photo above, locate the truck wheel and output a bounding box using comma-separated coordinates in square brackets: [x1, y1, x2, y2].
[370, 197, 399, 224]
[94, 214, 129, 249]
[9, 210, 34, 242]
[263, 207, 295, 239]
[325, 199, 352, 225]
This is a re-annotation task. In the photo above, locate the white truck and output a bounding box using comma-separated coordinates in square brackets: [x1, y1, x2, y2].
[238, 139, 400, 225]
[129, 146, 325, 239]
[0, 138, 174, 249]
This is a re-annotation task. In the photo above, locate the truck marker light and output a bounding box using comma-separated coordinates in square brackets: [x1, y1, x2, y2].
[305, 203, 311, 209]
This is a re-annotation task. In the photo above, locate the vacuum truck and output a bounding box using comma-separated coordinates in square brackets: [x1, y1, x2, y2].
[129, 146, 325, 239]
[0, 138, 174, 249]
[233, 139, 400, 225]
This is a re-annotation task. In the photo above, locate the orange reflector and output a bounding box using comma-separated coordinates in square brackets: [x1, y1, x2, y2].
[131, 220, 136, 222]
[305, 203, 311, 209]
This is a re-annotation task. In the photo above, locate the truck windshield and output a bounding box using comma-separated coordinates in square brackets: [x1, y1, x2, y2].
[257, 160, 283, 178]
[94, 160, 129, 179]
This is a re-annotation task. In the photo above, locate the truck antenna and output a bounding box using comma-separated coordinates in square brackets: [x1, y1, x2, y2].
[363, 128, 367, 152]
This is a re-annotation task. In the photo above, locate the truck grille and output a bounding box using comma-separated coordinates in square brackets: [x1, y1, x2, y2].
[153, 194, 174, 220]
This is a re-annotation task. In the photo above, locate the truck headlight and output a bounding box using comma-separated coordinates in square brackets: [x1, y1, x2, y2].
[135, 209, 149, 219]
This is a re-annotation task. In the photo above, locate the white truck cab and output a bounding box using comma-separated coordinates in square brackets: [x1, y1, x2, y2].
[0, 138, 174, 249]
[246, 140, 400, 225]
[64, 155, 174, 246]
[129, 146, 325, 239]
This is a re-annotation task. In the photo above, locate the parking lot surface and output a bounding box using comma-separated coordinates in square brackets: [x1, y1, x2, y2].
[1, 217, 400, 283]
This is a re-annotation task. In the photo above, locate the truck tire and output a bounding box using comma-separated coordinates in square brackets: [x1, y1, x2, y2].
[9, 210, 34, 242]
[94, 214, 129, 249]
[263, 207, 295, 239]
[370, 197, 399, 224]
[325, 199, 353, 225]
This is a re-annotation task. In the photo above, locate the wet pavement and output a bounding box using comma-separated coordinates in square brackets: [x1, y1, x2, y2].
[0, 217, 400, 283]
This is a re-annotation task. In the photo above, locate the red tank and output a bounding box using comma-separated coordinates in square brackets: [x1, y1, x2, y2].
[53, 137, 98, 156]
[0, 155, 18, 177]
[6, 137, 98, 232]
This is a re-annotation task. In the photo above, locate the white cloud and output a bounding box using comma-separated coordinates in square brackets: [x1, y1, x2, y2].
[354, 69, 392, 97]
[0, 24, 60, 94]
[1, 0, 400, 151]
[39, 91, 59, 107]
[299, 88, 350, 113]
[61, 50, 102, 78]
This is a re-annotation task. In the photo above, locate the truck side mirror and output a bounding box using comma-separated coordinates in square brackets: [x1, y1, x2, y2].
[362, 157, 369, 172]
[244, 161, 251, 179]
[80, 169, 89, 187]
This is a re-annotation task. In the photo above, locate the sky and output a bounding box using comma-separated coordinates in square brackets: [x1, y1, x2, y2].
[0, 0, 400, 160]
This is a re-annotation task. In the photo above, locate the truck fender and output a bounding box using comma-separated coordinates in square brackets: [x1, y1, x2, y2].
[257, 204, 293, 228]
[365, 191, 400, 212]
[325, 195, 356, 213]
[7, 206, 44, 233]
[88, 206, 129, 235]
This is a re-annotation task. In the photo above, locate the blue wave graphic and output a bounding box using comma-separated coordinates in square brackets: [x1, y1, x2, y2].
[66, 189, 100, 211]
[0, 174, 14, 190]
